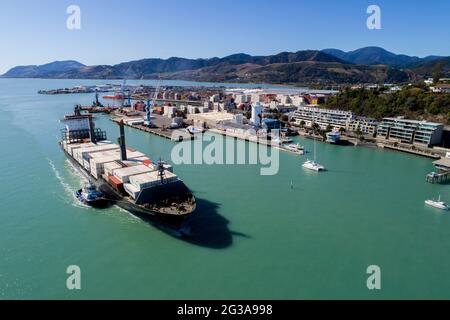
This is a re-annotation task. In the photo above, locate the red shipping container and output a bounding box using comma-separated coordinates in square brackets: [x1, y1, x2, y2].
[108, 176, 124, 192]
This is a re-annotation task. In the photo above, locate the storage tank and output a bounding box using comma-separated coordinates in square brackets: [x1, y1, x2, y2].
[251, 102, 263, 126]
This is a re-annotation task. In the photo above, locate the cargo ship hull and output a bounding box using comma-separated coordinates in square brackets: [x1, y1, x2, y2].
[62, 145, 193, 231]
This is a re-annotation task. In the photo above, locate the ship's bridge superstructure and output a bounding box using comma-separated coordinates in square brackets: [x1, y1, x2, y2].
[61, 114, 107, 144]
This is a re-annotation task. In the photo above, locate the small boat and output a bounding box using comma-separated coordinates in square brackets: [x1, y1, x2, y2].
[425, 195, 449, 211]
[285, 143, 305, 155]
[270, 135, 293, 144]
[302, 160, 325, 172]
[302, 113, 325, 172]
[169, 122, 180, 129]
[103, 91, 125, 100]
[326, 131, 341, 144]
[186, 126, 205, 135]
[76, 183, 109, 208]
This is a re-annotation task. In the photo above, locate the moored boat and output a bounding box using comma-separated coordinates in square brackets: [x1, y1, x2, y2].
[284, 143, 305, 155]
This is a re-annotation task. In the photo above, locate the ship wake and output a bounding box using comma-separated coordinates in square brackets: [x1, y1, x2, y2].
[47, 158, 90, 209]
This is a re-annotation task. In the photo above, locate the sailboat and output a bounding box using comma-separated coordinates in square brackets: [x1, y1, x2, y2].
[303, 117, 325, 172]
[425, 195, 449, 210]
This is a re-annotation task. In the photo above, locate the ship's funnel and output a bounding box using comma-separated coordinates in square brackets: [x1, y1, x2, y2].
[88, 116, 97, 144]
[118, 120, 127, 161]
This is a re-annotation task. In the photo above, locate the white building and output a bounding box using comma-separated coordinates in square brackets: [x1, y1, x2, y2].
[277, 95, 292, 105]
[251, 94, 262, 103]
[197, 107, 209, 113]
[210, 94, 221, 103]
[164, 106, 177, 118]
[291, 95, 305, 107]
[213, 102, 226, 112]
[431, 84, 450, 93]
[232, 114, 244, 125]
[186, 105, 198, 114]
[424, 78, 434, 86]
[235, 94, 250, 104]
[377, 117, 444, 146]
[292, 106, 378, 134]
[269, 100, 279, 110]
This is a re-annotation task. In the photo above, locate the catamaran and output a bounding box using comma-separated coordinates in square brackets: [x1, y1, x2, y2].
[303, 116, 325, 172]
[425, 195, 449, 210]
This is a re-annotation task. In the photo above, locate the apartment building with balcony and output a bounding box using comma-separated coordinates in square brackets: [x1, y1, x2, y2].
[291, 106, 378, 134]
[377, 117, 443, 146]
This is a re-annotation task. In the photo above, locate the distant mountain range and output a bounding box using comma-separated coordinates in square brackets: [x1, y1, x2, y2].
[322, 47, 442, 68]
[2, 47, 449, 85]
[3, 61, 86, 78]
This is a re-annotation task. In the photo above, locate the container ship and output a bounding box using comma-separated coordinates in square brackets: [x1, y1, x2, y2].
[59, 107, 196, 232]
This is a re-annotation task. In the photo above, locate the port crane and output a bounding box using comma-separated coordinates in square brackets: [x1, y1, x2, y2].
[144, 76, 161, 127]
[121, 79, 132, 107]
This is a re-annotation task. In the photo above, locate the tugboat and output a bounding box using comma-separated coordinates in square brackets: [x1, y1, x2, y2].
[76, 183, 109, 208]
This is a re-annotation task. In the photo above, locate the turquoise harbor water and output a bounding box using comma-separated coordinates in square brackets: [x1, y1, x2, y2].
[1, 78, 450, 299]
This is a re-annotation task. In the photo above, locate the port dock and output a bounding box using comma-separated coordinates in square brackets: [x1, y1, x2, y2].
[111, 116, 194, 142]
[426, 157, 450, 184]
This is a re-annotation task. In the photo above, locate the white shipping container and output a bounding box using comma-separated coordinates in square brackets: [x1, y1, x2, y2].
[89, 150, 118, 160]
[104, 162, 123, 177]
[90, 149, 145, 161]
[67, 142, 94, 156]
[92, 154, 151, 178]
[113, 165, 154, 183]
[83, 159, 91, 171]
[81, 145, 119, 158]
[73, 142, 114, 155]
[68, 140, 112, 157]
[123, 183, 141, 199]
[91, 158, 121, 179]
[129, 172, 160, 190]
[129, 171, 178, 190]
[90, 152, 145, 166]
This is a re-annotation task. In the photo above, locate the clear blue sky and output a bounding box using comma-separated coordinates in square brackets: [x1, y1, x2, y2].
[0, 0, 449, 73]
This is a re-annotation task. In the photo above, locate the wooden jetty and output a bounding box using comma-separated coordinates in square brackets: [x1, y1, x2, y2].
[426, 171, 450, 184]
